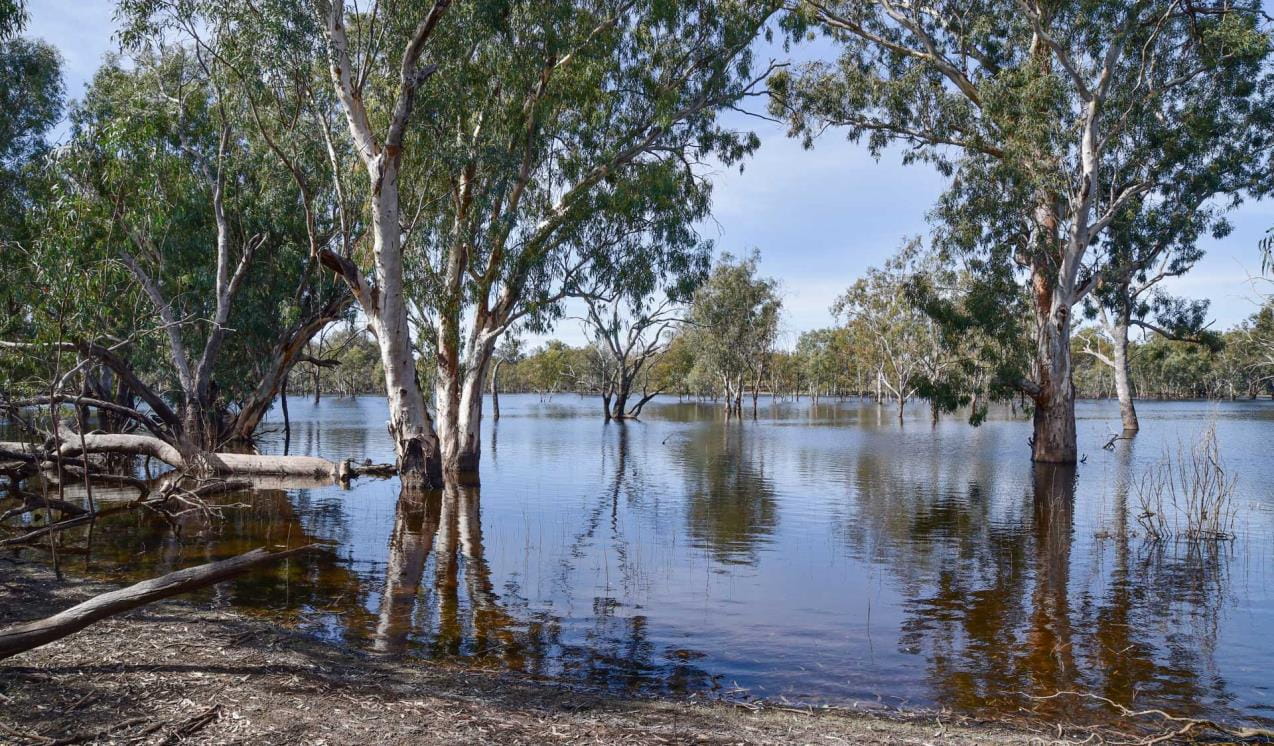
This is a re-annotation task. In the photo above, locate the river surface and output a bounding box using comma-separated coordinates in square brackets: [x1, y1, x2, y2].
[17, 395, 1274, 727]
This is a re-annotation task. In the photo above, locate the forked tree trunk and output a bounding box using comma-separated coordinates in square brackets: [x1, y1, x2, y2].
[319, 0, 450, 489]
[610, 374, 633, 420]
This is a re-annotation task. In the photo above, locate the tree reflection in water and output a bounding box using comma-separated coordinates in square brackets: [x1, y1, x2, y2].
[370, 476, 714, 693]
[22, 396, 1265, 726]
[679, 424, 779, 565]
[878, 446, 1240, 726]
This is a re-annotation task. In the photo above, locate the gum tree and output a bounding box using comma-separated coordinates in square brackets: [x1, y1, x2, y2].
[130, 0, 779, 484]
[4, 39, 354, 450]
[834, 242, 948, 421]
[772, 0, 1271, 462]
[688, 252, 782, 417]
[391, 0, 779, 475]
[1079, 155, 1254, 435]
[0, 1, 62, 341]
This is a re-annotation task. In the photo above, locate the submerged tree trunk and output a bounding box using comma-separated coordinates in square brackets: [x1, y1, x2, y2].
[435, 353, 491, 480]
[380, 320, 443, 489]
[609, 377, 631, 420]
[318, 0, 449, 489]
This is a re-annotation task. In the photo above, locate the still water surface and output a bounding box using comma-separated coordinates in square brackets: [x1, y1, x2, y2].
[42, 395, 1274, 726]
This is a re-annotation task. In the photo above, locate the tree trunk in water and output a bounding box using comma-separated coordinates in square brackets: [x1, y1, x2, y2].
[436, 356, 489, 480]
[281, 373, 291, 456]
[490, 359, 502, 422]
[375, 321, 442, 489]
[1031, 289, 1078, 464]
[1110, 312, 1139, 436]
[611, 376, 632, 420]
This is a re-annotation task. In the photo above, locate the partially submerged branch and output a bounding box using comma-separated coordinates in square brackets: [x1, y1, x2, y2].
[0, 545, 316, 660]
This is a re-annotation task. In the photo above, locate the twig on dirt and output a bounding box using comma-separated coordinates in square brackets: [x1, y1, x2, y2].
[46, 715, 154, 745]
[1028, 690, 1274, 743]
[160, 704, 222, 744]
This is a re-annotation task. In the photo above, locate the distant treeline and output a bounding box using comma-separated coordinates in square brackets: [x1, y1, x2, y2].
[299, 297, 1274, 409]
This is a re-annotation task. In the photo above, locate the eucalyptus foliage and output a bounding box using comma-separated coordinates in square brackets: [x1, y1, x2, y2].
[772, 0, 1272, 460]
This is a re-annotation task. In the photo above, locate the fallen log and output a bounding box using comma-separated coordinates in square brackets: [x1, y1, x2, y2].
[0, 545, 314, 660]
[6, 435, 394, 484]
[57, 434, 342, 480]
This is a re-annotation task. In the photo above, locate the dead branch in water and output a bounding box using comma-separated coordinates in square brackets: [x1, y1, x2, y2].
[0, 479, 252, 549]
[0, 545, 315, 660]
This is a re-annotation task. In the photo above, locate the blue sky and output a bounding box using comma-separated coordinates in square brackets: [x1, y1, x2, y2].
[27, 0, 1274, 348]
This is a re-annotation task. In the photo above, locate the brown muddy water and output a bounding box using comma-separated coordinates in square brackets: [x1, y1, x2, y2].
[8, 395, 1274, 728]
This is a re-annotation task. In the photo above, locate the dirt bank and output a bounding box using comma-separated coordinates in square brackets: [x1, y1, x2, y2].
[0, 561, 1192, 744]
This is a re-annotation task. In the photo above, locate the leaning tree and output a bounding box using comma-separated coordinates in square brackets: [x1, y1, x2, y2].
[772, 0, 1272, 462]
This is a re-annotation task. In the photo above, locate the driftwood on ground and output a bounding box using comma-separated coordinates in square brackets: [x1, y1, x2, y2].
[0, 545, 314, 660]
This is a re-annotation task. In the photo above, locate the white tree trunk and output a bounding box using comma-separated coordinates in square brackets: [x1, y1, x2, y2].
[320, 0, 449, 489]
[1110, 312, 1139, 435]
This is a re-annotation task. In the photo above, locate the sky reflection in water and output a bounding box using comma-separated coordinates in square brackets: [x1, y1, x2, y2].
[47, 395, 1274, 727]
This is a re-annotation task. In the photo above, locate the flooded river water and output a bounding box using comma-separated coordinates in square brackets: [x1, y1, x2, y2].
[18, 395, 1274, 727]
